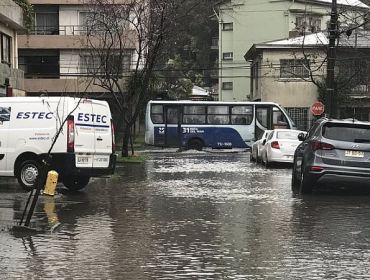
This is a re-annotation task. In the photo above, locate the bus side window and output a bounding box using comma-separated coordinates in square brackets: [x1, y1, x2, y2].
[151, 105, 163, 124]
[256, 108, 268, 128]
[231, 106, 252, 125]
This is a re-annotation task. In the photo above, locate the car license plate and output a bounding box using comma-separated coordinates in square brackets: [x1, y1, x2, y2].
[345, 150, 364, 158]
[77, 157, 89, 163]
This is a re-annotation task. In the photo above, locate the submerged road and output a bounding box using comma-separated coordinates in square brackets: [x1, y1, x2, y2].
[1, 149, 370, 279]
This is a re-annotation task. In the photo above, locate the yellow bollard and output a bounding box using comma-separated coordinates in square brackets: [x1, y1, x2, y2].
[43, 170, 59, 196]
[43, 196, 60, 230]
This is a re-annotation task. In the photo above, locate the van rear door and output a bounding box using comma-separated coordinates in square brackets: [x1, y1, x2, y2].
[0, 105, 11, 174]
[74, 99, 95, 168]
[91, 100, 112, 168]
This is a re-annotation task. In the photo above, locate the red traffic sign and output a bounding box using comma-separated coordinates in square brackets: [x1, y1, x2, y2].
[311, 101, 325, 116]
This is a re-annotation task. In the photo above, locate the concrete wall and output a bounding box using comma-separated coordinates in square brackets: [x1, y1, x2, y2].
[0, 0, 25, 90]
[0, 63, 24, 90]
[0, 0, 24, 30]
[255, 48, 325, 108]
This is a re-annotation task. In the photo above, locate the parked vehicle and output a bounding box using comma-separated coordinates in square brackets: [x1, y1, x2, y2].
[292, 118, 370, 194]
[261, 129, 305, 167]
[0, 97, 116, 191]
[145, 100, 296, 150]
[250, 130, 272, 163]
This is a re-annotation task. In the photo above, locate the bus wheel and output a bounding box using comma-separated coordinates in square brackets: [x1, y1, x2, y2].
[17, 159, 41, 191]
[187, 139, 204, 151]
[63, 176, 90, 191]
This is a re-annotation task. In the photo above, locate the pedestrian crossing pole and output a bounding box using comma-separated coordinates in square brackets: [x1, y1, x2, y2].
[326, 0, 338, 118]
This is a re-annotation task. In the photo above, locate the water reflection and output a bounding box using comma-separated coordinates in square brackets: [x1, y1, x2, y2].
[1, 151, 370, 279]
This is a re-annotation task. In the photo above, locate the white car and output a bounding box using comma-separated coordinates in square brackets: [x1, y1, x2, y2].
[261, 129, 306, 167]
[250, 130, 272, 163]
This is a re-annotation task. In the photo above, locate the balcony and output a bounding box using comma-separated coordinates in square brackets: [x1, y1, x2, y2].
[18, 26, 137, 49]
[24, 78, 108, 95]
[0, 0, 26, 32]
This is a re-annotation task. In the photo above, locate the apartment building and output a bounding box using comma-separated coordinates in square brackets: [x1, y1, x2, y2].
[18, 0, 137, 97]
[245, 31, 370, 130]
[0, 0, 26, 96]
[213, 0, 368, 101]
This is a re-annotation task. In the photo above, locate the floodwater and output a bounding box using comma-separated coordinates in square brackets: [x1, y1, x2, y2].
[2, 150, 370, 279]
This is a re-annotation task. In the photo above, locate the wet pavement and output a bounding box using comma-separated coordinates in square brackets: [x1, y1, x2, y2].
[2, 149, 370, 279]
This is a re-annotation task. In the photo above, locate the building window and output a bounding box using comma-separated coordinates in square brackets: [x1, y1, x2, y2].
[222, 52, 233, 60]
[222, 82, 233, 90]
[295, 16, 321, 33]
[1, 33, 11, 65]
[280, 59, 310, 78]
[223, 23, 233, 30]
[79, 54, 131, 75]
[33, 5, 59, 35]
[19, 50, 60, 78]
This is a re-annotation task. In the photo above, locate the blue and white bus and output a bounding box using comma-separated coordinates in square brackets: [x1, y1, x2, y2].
[145, 100, 296, 150]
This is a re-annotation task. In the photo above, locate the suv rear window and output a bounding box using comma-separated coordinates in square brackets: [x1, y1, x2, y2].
[323, 123, 370, 142]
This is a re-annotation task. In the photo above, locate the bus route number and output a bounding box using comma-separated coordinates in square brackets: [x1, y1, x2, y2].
[183, 128, 204, 134]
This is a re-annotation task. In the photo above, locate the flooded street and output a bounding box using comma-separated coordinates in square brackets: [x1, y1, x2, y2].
[2, 150, 370, 279]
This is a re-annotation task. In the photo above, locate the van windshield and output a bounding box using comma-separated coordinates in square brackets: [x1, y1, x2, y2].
[323, 123, 370, 142]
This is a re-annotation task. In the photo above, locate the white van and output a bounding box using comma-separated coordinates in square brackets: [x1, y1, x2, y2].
[0, 96, 116, 191]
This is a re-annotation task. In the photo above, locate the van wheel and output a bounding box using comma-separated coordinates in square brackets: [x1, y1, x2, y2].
[17, 160, 41, 191]
[187, 139, 204, 151]
[63, 176, 90, 191]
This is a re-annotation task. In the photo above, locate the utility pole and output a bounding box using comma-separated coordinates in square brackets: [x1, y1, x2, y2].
[326, 0, 338, 118]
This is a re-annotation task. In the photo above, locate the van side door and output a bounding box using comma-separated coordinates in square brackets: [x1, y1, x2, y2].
[0, 106, 11, 174]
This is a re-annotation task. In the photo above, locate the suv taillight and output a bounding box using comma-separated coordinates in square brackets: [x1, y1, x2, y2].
[67, 116, 75, 152]
[271, 141, 280, 149]
[312, 141, 334, 151]
[111, 120, 115, 153]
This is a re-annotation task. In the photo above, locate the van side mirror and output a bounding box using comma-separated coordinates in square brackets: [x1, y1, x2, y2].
[298, 133, 306, 141]
[262, 139, 266, 145]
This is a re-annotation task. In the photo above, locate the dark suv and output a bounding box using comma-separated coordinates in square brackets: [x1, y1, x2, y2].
[292, 118, 370, 193]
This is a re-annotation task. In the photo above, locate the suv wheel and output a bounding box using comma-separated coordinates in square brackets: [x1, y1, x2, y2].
[300, 168, 313, 194]
[291, 164, 300, 191]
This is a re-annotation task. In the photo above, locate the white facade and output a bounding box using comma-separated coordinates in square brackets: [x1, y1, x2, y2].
[214, 0, 368, 101]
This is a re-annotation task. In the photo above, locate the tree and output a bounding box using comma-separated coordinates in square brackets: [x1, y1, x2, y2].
[81, 0, 212, 156]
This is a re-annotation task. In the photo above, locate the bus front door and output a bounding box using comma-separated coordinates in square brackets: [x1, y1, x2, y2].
[255, 105, 272, 140]
[165, 106, 181, 147]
